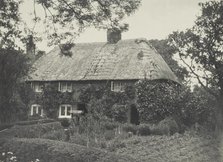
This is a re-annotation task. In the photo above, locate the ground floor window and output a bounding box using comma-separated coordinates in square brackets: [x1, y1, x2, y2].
[59, 104, 72, 118]
[31, 104, 43, 116]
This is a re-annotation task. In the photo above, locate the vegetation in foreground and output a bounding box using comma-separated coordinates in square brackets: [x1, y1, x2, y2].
[0, 120, 221, 162]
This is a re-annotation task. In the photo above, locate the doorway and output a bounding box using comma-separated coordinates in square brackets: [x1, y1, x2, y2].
[129, 104, 139, 125]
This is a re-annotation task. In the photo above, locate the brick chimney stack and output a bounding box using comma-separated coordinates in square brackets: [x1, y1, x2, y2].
[26, 35, 36, 60]
[107, 28, 121, 44]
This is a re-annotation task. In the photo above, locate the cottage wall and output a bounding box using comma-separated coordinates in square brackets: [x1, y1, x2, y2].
[28, 80, 137, 118]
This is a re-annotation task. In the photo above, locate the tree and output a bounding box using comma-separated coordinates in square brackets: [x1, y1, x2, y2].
[0, 49, 29, 122]
[168, 1, 223, 131]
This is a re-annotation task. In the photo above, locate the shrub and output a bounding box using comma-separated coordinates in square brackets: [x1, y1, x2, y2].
[136, 80, 180, 123]
[104, 130, 116, 141]
[151, 117, 179, 135]
[60, 118, 70, 128]
[122, 123, 137, 135]
[70, 134, 88, 146]
[15, 118, 55, 126]
[42, 129, 65, 140]
[1, 138, 137, 162]
[111, 104, 128, 123]
[6, 122, 62, 138]
[137, 124, 151, 136]
[0, 123, 13, 131]
[108, 139, 126, 152]
[102, 121, 119, 130]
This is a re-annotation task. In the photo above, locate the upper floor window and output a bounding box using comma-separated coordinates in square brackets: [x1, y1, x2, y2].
[31, 82, 43, 92]
[59, 104, 72, 118]
[111, 81, 125, 92]
[58, 82, 72, 92]
[31, 104, 43, 116]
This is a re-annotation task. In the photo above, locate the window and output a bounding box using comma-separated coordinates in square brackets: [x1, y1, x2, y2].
[31, 104, 43, 116]
[58, 82, 72, 92]
[111, 81, 125, 92]
[59, 104, 72, 118]
[31, 82, 43, 92]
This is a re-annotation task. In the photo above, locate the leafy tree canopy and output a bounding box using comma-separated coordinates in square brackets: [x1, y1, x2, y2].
[0, 0, 141, 49]
[168, 1, 223, 131]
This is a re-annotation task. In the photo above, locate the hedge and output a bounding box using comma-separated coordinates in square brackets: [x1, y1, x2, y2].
[5, 122, 62, 138]
[0, 138, 138, 162]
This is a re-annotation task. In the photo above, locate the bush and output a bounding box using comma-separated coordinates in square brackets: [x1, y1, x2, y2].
[42, 129, 65, 140]
[0, 138, 137, 162]
[137, 124, 151, 136]
[6, 122, 62, 138]
[15, 118, 55, 126]
[102, 121, 119, 130]
[108, 139, 126, 152]
[136, 80, 180, 123]
[122, 124, 137, 135]
[60, 118, 71, 128]
[0, 123, 13, 131]
[111, 104, 128, 123]
[104, 130, 116, 141]
[70, 134, 88, 146]
[151, 117, 179, 135]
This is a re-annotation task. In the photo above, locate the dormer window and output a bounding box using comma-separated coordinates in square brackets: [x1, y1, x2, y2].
[31, 82, 43, 92]
[111, 81, 125, 92]
[58, 82, 72, 92]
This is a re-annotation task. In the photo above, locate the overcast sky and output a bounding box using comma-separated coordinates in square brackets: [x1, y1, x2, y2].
[21, 0, 208, 51]
[76, 0, 208, 42]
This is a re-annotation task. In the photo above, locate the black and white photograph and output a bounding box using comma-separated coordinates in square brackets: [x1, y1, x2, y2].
[0, 0, 223, 161]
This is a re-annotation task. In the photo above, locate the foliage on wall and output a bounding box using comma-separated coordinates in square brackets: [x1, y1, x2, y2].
[136, 79, 215, 128]
[78, 84, 134, 122]
[29, 84, 74, 118]
[136, 80, 180, 123]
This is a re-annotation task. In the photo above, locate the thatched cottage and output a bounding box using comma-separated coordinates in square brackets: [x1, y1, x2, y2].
[27, 30, 179, 121]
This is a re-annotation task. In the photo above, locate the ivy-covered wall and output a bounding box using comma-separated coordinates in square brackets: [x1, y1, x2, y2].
[27, 80, 136, 120]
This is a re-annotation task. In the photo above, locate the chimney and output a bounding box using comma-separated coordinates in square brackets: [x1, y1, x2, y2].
[107, 28, 121, 44]
[26, 35, 36, 60]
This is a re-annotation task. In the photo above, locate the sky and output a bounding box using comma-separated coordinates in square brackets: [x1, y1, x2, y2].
[20, 0, 208, 51]
[77, 0, 208, 42]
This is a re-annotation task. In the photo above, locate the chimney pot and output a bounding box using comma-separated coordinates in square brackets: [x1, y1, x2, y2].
[107, 28, 121, 44]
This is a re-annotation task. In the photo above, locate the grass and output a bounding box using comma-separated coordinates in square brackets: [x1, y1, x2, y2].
[115, 131, 222, 162]
[0, 138, 138, 162]
[0, 121, 222, 162]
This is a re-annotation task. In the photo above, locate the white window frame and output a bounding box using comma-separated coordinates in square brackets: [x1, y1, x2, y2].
[59, 104, 72, 118]
[31, 104, 43, 116]
[31, 82, 43, 92]
[58, 82, 72, 92]
[111, 81, 125, 92]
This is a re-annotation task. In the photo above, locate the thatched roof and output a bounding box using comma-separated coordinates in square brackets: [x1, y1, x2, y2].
[27, 39, 179, 83]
